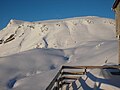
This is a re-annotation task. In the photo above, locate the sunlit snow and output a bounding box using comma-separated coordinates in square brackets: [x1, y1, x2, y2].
[0, 16, 119, 90]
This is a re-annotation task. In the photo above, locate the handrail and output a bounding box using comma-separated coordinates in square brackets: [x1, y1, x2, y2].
[62, 65, 120, 69]
[62, 71, 84, 75]
[46, 65, 120, 90]
[46, 68, 62, 90]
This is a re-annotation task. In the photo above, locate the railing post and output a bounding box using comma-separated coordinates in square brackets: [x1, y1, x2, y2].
[53, 80, 59, 90]
[54, 68, 63, 90]
[57, 79, 59, 90]
[59, 68, 63, 90]
[84, 67, 87, 74]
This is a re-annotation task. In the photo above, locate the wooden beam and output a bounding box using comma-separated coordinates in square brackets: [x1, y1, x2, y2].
[62, 76, 80, 80]
[62, 65, 120, 69]
[62, 71, 84, 75]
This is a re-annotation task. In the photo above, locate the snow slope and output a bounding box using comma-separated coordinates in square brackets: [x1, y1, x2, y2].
[0, 16, 119, 90]
[0, 48, 67, 90]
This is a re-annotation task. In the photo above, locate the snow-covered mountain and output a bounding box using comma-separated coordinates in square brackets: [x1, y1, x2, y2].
[0, 16, 119, 90]
[0, 16, 115, 56]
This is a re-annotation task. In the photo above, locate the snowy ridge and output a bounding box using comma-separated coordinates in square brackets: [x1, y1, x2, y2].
[0, 16, 115, 56]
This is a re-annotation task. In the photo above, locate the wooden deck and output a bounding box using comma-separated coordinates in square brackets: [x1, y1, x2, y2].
[46, 65, 120, 90]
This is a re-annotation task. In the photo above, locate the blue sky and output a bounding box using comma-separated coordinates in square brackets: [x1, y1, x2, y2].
[0, 0, 115, 30]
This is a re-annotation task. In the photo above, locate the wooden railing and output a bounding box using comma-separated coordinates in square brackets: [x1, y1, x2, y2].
[46, 65, 120, 90]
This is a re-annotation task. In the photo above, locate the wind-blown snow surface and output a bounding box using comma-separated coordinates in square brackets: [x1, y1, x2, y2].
[0, 16, 119, 90]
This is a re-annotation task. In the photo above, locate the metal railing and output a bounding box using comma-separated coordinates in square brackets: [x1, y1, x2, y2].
[46, 65, 120, 90]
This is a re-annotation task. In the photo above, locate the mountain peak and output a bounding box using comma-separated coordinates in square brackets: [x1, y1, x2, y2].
[7, 19, 26, 27]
